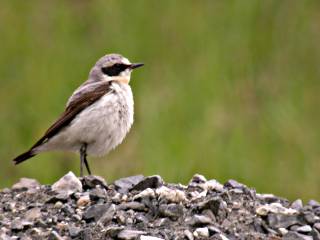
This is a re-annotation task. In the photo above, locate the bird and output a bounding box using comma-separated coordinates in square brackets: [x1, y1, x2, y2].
[12, 53, 144, 177]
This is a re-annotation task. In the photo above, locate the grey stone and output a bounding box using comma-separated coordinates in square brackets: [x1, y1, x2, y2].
[89, 187, 107, 200]
[131, 175, 163, 191]
[308, 200, 320, 208]
[117, 229, 147, 240]
[267, 213, 300, 228]
[12, 178, 40, 190]
[24, 207, 41, 222]
[69, 226, 81, 238]
[52, 171, 82, 195]
[98, 204, 116, 225]
[118, 201, 146, 211]
[199, 197, 227, 217]
[186, 214, 213, 226]
[83, 203, 110, 221]
[159, 203, 183, 219]
[114, 175, 144, 193]
[283, 231, 313, 240]
[314, 222, 320, 231]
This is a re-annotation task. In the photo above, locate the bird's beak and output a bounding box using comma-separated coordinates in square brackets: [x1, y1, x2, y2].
[129, 63, 144, 69]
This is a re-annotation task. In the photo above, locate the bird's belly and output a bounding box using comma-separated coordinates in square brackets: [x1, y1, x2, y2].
[44, 89, 134, 156]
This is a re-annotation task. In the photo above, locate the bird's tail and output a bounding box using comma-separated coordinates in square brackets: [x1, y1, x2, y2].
[13, 149, 36, 165]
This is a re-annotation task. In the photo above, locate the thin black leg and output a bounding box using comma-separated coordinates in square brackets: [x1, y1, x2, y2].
[80, 143, 91, 176]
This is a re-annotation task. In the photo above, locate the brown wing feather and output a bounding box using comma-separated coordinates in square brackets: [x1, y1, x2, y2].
[13, 81, 111, 164]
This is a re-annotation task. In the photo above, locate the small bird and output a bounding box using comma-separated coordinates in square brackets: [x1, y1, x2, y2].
[13, 53, 144, 176]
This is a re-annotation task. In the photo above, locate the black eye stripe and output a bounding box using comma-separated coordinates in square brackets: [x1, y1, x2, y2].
[101, 63, 129, 76]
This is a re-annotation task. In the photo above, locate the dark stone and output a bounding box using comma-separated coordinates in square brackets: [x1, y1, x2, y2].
[83, 204, 110, 221]
[303, 212, 317, 224]
[81, 175, 108, 190]
[199, 197, 227, 219]
[89, 187, 107, 200]
[131, 175, 163, 191]
[267, 213, 301, 229]
[46, 192, 69, 203]
[224, 179, 246, 189]
[114, 175, 144, 193]
[79, 228, 92, 240]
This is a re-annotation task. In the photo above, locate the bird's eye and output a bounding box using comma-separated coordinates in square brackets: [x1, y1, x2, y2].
[101, 63, 128, 76]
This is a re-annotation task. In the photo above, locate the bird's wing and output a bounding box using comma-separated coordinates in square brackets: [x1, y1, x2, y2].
[32, 81, 112, 149]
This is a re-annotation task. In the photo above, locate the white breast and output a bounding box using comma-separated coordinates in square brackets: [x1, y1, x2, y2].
[39, 82, 134, 156]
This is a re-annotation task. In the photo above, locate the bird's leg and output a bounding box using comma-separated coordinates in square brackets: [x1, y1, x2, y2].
[80, 143, 91, 176]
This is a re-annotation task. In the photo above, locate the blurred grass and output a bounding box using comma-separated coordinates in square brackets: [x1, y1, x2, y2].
[0, 1, 319, 201]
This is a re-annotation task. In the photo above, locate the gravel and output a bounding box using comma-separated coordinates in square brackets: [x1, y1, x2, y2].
[0, 172, 319, 239]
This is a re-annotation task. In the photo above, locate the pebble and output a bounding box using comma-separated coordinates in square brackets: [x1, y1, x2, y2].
[296, 225, 312, 233]
[267, 213, 300, 228]
[186, 214, 213, 226]
[291, 199, 303, 210]
[12, 178, 40, 190]
[83, 204, 110, 221]
[98, 204, 116, 225]
[156, 186, 187, 203]
[159, 204, 183, 219]
[117, 229, 147, 240]
[283, 231, 313, 240]
[184, 229, 194, 240]
[89, 187, 107, 200]
[114, 175, 145, 193]
[81, 175, 107, 189]
[132, 175, 163, 191]
[2, 174, 320, 239]
[52, 171, 82, 195]
[224, 179, 246, 189]
[77, 194, 91, 207]
[68, 226, 81, 238]
[140, 236, 164, 240]
[193, 227, 209, 238]
[256, 202, 297, 216]
[314, 222, 320, 231]
[133, 188, 155, 200]
[308, 200, 320, 208]
[118, 201, 146, 211]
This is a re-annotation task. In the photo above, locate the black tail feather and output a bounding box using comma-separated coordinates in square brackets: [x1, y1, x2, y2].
[13, 150, 36, 165]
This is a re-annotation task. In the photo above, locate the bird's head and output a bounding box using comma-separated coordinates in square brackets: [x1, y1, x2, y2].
[89, 53, 144, 84]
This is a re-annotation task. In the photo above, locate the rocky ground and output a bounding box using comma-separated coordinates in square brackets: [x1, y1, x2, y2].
[0, 172, 320, 240]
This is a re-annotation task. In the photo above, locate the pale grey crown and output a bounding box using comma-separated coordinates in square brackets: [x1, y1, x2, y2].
[88, 53, 129, 83]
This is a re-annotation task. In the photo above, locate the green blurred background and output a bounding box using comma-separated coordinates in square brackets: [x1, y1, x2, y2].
[0, 1, 319, 201]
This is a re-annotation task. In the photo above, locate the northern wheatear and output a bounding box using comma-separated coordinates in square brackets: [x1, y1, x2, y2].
[13, 53, 144, 176]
